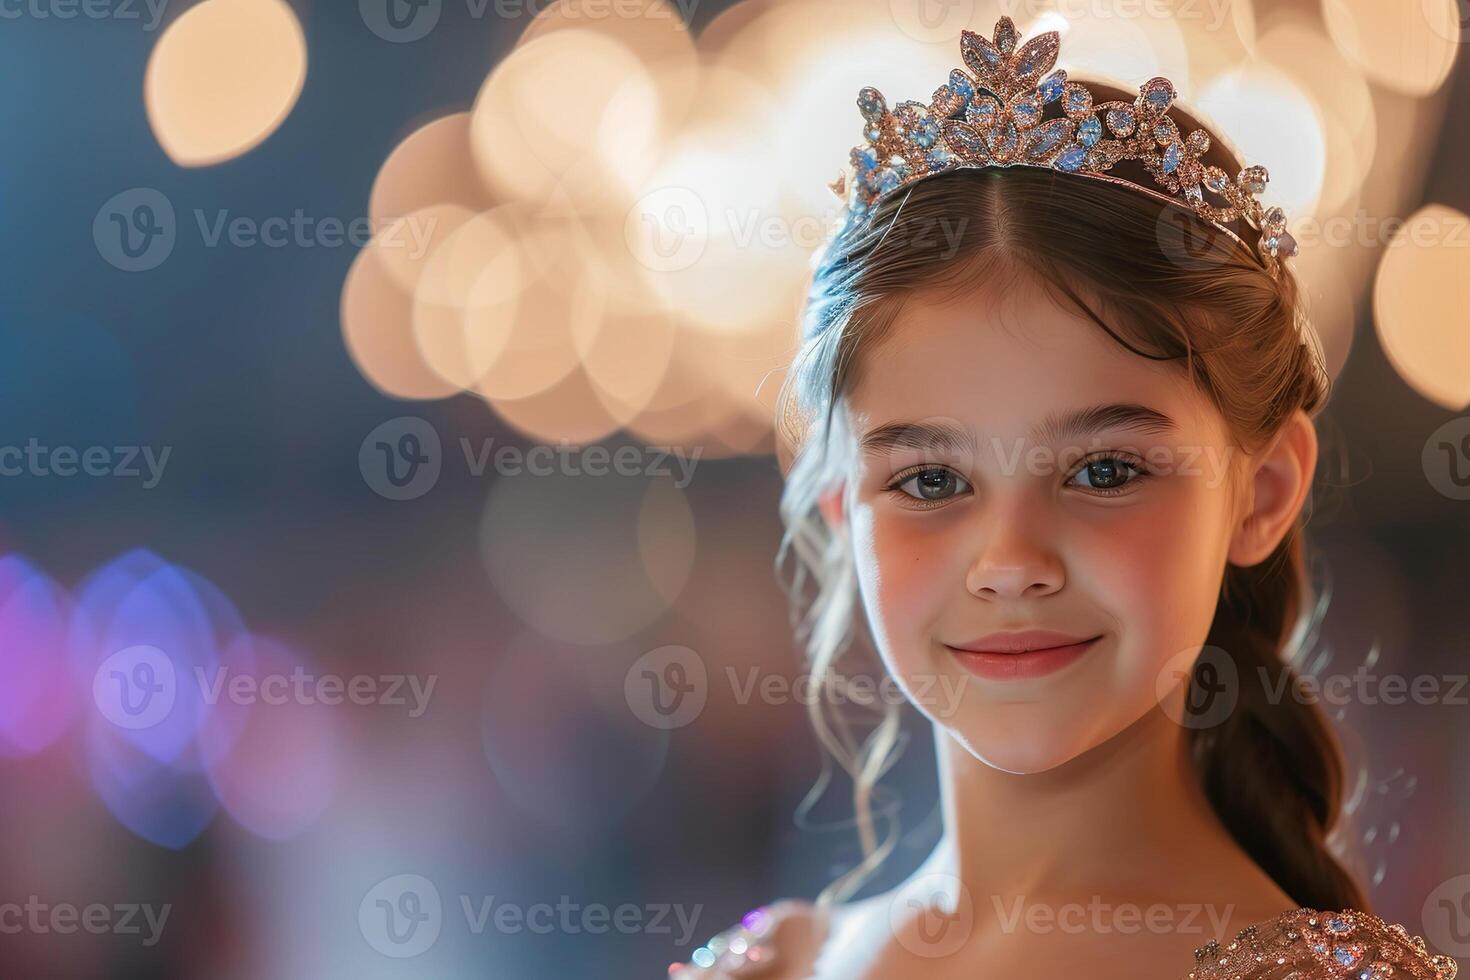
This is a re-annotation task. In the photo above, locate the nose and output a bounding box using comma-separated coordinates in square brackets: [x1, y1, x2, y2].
[964, 510, 1065, 600]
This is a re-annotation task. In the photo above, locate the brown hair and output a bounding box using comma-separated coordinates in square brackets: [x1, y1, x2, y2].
[773, 90, 1366, 913]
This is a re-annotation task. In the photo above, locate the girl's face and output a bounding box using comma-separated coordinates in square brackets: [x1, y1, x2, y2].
[835, 279, 1245, 774]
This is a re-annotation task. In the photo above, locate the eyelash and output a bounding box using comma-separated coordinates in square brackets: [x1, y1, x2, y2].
[882, 453, 1152, 509]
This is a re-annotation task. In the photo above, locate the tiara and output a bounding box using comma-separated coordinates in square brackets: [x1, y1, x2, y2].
[829, 16, 1300, 275]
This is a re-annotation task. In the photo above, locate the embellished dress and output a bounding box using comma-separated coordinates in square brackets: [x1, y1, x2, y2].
[670, 904, 1460, 979]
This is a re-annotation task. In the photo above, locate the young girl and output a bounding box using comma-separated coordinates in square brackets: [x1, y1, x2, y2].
[670, 17, 1457, 980]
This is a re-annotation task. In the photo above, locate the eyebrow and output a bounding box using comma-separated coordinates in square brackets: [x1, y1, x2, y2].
[859, 402, 1178, 457]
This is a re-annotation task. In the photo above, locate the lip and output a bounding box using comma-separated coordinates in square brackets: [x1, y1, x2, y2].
[945, 631, 1103, 681]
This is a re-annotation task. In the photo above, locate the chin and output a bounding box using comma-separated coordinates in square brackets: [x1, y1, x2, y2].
[945, 721, 1095, 775]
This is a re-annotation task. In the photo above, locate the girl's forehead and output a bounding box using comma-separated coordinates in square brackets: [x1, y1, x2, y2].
[849, 288, 1222, 442]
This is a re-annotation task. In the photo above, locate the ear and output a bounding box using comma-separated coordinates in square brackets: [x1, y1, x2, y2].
[1227, 409, 1318, 567]
[817, 481, 848, 536]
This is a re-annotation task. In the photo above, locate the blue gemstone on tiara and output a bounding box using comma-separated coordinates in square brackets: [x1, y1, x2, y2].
[947, 70, 975, 103]
[1064, 86, 1089, 115]
[1057, 144, 1086, 172]
[1105, 107, 1136, 136]
[989, 121, 1018, 158]
[926, 145, 955, 169]
[851, 147, 877, 174]
[1012, 97, 1040, 128]
[1142, 77, 1175, 112]
[965, 95, 1000, 127]
[908, 115, 941, 148]
[1163, 143, 1181, 173]
[1078, 116, 1101, 147]
[1038, 71, 1064, 104]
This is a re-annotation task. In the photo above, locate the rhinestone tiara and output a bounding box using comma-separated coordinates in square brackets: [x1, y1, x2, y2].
[830, 16, 1300, 275]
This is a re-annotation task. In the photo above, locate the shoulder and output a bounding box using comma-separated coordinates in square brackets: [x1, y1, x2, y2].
[1186, 907, 1458, 980]
[668, 899, 832, 978]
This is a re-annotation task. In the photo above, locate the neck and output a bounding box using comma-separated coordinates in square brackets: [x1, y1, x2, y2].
[918, 704, 1264, 907]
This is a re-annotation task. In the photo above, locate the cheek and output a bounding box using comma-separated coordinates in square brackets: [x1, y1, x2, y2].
[850, 504, 956, 649]
[1073, 483, 1230, 665]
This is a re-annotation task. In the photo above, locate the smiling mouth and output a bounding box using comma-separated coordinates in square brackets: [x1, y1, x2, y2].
[944, 635, 1103, 680]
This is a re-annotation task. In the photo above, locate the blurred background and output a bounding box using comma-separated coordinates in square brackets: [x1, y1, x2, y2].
[1, 0, 1468, 975]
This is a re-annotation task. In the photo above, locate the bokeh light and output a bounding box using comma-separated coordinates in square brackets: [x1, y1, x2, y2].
[1322, 0, 1460, 97]
[144, 0, 307, 166]
[1198, 62, 1327, 216]
[0, 556, 75, 757]
[370, 112, 497, 223]
[202, 635, 341, 841]
[1372, 204, 1470, 410]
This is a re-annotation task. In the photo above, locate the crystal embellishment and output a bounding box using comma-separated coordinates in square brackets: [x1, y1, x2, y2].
[1186, 908, 1459, 980]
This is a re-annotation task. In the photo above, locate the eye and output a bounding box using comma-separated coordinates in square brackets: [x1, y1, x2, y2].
[1067, 453, 1151, 496]
[885, 466, 973, 508]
